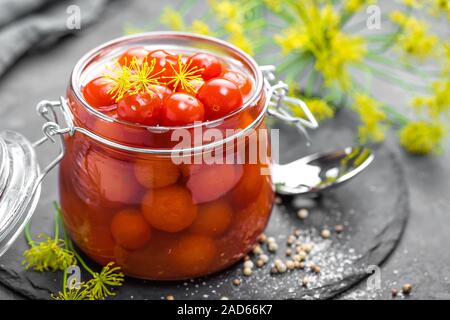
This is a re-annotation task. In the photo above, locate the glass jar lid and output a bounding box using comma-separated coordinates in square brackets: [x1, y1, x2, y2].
[0, 130, 41, 257]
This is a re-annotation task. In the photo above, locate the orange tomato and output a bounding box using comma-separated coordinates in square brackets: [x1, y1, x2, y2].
[134, 157, 180, 189]
[189, 200, 233, 237]
[230, 164, 265, 208]
[185, 163, 243, 204]
[114, 231, 178, 279]
[170, 235, 217, 276]
[142, 185, 197, 232]
[110, 209, 152, 250]
[84, 226, 116, 266]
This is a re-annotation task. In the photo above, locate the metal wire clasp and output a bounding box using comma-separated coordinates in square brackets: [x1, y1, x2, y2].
[32, 97, 73, 182]
[260, 65, 318, 144]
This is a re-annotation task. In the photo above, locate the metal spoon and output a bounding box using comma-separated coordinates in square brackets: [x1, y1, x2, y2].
[272, 146, 374, 196]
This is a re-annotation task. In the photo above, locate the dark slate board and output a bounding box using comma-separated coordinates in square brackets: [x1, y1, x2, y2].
[0, 109, 410, 300]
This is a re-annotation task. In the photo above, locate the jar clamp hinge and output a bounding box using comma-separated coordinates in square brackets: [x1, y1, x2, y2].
[32, 97, 73, 183]
[260, 65, 318, 144]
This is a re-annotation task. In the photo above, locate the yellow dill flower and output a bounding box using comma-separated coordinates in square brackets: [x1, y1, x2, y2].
[412, 79, 450, 119]
[52, 285, 89, 300]
[274, 26, 308, 55]
[426, 0, 450, 20]
[210, 0, 240, 21]
[390, 11, 438, 60]
[441, 42, 450, 75]
[190, 20, 211, 35]
[402, 0, 423, 8]
[164, 55, 204, 93]
[224, 20, 243, 34]
[128, 57, 164, 96]
[400, 121, 446, 154]
[344, 0, 377, 13]
[104, 63, 133, 102]
[274, 4, 365, 87]
[160, 6, 185, 31]
[264, 0, 283, 12]
[229, 31, 254, 55]
[353, 94, 387, 143]
[292, 97, 335, 122]
[86, 262, 125, 300]
[22, 235, 76, 272]
[315, 32, 366, 87]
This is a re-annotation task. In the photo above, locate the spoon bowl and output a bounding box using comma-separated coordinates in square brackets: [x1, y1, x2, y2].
[272, 146, 374, 196]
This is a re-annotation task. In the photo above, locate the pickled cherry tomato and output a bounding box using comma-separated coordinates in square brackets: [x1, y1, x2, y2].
[189, 200, 233, 237]
[142, 185, 197, 232]
[188, 53, 223, 80]
[222, 70, 252, 97]
[82, 77, 115, 109]
[85, 226, 116, 265]
[151, 85, 173, 101]
[161, 93, 205, 126]
[176, 79, 205, 94]
[134, 158, 180, 188]
[170, 235, 217, 275]
[185, 164, 242, 204]
[83, 151, 143, 207]
[117, 92, 163, 125]
[118, 47, 149, 66]
[231, 164, 265, 208]
[110, 209, 152, 250]
[197, 78, 243, 120]
[146, 50, 178, 80]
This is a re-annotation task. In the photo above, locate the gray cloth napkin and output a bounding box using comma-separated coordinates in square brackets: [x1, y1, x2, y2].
[0, 0, 109, 77]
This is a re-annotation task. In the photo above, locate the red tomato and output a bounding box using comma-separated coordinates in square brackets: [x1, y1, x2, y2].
[118, 47, 149, 66]
[146, 50, 178, 81]
[176, 79, 205, 94]
[161, 93, 205, 126]
[110, 209, 152, 250]
[188, 53, 223, 80]
[222, 70, 252, 97]
[197, 78, 243, 120]
[82, 77, 115, 109]
[151, 85, 173, 101]
[85, 226, 116, 266]
[117, 92, 163, 125]
[170, 235, 217, 276]
[83, 150, 143, 207]
[230, 164, 264, 208]
[185, 163, 243, 204]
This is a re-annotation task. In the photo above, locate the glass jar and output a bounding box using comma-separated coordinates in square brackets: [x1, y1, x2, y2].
[0, 32, 318, 279]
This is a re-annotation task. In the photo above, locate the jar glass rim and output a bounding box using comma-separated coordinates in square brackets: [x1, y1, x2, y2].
[70, 31, 264, 131]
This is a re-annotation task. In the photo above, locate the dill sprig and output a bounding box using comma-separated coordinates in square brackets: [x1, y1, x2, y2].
[164, 54, 204, 93]
[104, 56, 165, 102]
[104, 63, 133, 102]
[128, 56, 165, 96]
[67, 238, 124, 300]
[22, 211, 76, 272]
[51, 268, 90, 300]
[24, 202, 125, 300]
[86, 262, 125, 300]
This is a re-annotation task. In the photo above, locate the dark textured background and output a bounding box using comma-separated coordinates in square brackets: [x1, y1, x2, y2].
[0, 0, 449, 299]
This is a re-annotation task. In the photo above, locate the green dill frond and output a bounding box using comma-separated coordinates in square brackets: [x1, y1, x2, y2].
[85, 262, 125, 300]
[22, 235, 76, 272]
